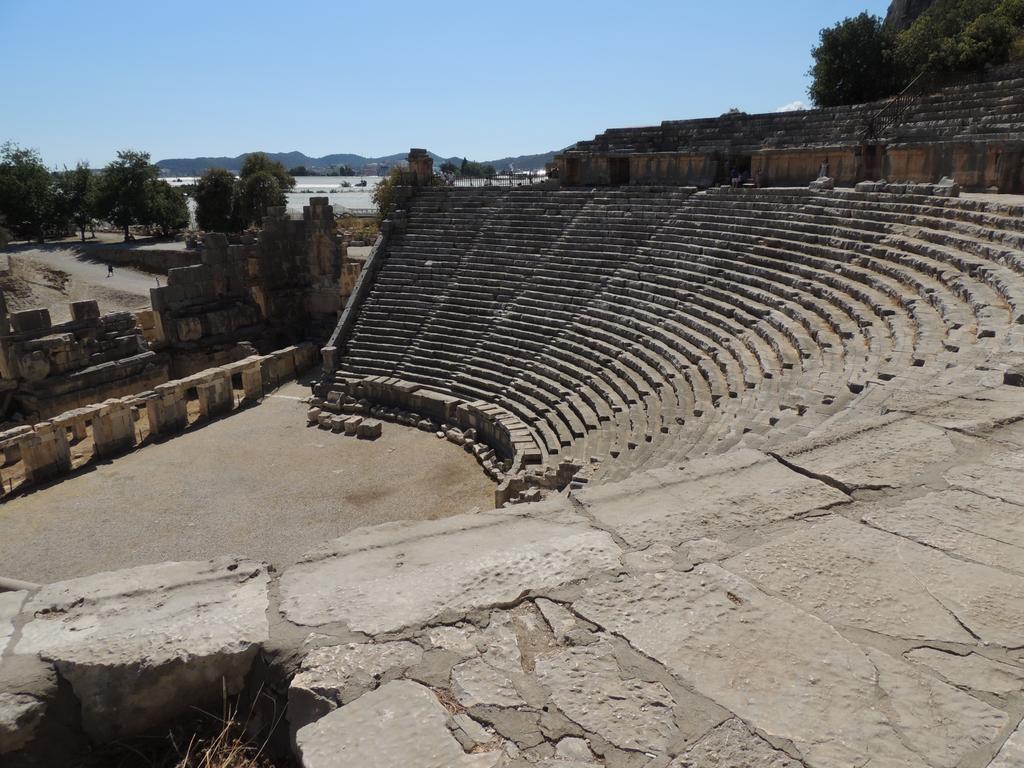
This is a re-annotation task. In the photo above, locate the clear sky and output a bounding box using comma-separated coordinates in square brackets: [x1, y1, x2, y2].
[0, 0, 892, 168]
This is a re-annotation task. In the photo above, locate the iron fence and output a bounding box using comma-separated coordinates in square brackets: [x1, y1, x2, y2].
[435, 172, 546, 188]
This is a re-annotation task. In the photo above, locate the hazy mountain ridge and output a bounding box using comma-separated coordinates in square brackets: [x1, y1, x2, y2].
[156, 149, 559, 176]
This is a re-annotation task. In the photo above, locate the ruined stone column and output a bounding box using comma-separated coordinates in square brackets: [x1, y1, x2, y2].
[146, 384, 188, 437]
[240, 361, 264, 403]
[197, 371, 233, 420]
[92, 400, 136, 459]
[22, 421, 71, 484]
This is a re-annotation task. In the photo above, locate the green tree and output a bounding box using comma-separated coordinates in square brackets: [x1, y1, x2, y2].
[809, 13, 900, 107]
[288, 165, 310, 176]
[147, 181, 189, 236]
[239, 171, 283, 226]
[456, 159, 497, 178]
[439, 160, 458, 175]
[193, 168, 238, 232]
[895, 0, 1024, 74]
[0, 142, 55, 242]
[237, 152, 293, 226]
[372, 166, 414, 220]
[240, 152, 295, 190]
[95, 150, 160, 241]
[53, 162, 96, 242]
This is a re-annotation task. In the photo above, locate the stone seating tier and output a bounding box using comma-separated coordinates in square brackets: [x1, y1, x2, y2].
[331, 185, 1024, 486]
[569, 75, 1024, 155]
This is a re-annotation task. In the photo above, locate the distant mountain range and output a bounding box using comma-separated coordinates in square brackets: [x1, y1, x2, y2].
[156, 150, 560, 177]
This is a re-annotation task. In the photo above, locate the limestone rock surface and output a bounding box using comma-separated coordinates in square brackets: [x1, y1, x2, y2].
[726, 515, 1024, 646]
[576, 450, 846, 548]
[289, 641, 424, 732]
[0, 591, 26, 657]
[904, 649, 1024, 696]
[295, 679, 504, 768]
[862, 490, 1024, 574]
[778, 417, 957, 489]
[534, 639, 677, 753]
[279, 508, 620, 634]
[574, 565, 1006, 768]
[671, 718, 801, 767]
[14, 557, 269, 741]
[990, 720, 1024, 768]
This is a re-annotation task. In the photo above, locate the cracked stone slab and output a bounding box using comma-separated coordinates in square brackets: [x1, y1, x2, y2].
[0, 692, 45, 755]
[451, 611, 530, 710]
[777, 416, 958, 489]
[13, 557, 269, 742]
[990, 720, 1024, 768]
[280, 509, 621, 635]
[451, 656, 527, 709]
[289, 641, 424, 732]
[0, 591, 26, 658]
[574, 565, 1007, 768]
[892, 386, 1024, 434]
[945, 450, 1024, 507]
[725, 515, 1024, 647]
[670, 718, 801, 767]
[575, 450, 847, 549]
[905, 649, 1024, 696]
[863, 490, 1024, 575]
[534, 639, 677, 753]
[295, 679, 504, 768]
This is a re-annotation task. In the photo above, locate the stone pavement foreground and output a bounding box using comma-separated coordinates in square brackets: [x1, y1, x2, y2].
[3, 379, 1024, 767]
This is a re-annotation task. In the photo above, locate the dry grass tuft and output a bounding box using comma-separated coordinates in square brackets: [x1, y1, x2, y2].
[85, 683, 292, 768]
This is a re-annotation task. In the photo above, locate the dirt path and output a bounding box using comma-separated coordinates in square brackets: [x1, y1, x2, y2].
[2, 244, 157, 322]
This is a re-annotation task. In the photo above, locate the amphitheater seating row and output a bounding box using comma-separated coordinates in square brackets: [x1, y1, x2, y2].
[333, 184, 1024, 484]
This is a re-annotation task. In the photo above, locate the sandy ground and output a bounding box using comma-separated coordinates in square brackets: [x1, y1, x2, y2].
[1, 240, 158, 322]
[0, 382, 494, 583]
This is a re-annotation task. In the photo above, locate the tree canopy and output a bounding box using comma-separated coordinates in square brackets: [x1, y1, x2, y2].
[808, 1, 1024, 107]
[0, 142, 55, 241]
[237, 152, 293, 226]
[94, 150, 161, 240]
[808, 13, 900, 107]
[193, 168, 238, 232]
[147, 180, 190, 236]
[895, 0, 1024, 74]
[53, 163, 96, 242]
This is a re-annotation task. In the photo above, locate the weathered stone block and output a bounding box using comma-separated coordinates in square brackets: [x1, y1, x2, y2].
[146, 389, 188, 437]
[92, 401, 135, 459]
[357, 419, 382, 440]
[279, 505, 621, 635]
[69, 300, 100, 323]
[13, 558, 269, 743]
[295, 680, 504, 768]
[10, 309, 51, 334]
[240, 362, 263, 402]
[196, 373, 232, 420]
[21, 423, 71, 484]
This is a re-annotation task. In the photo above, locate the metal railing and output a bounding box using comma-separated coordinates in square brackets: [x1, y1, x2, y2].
[435, 172, 546, 188]
[862, 66, 995, 141]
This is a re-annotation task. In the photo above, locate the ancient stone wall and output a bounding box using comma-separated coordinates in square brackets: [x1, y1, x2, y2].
[0, 341, 317, 495]
[0, 298, 168, 420]
[148, 197, 352, 377]
[82, 245, 201, 273]
[557, 73, 1024, 191]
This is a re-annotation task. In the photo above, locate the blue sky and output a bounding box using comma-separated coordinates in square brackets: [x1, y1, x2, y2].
[0, 0, 891, 168]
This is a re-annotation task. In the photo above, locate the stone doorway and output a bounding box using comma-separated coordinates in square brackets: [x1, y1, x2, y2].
[609, 157, 630, 185]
